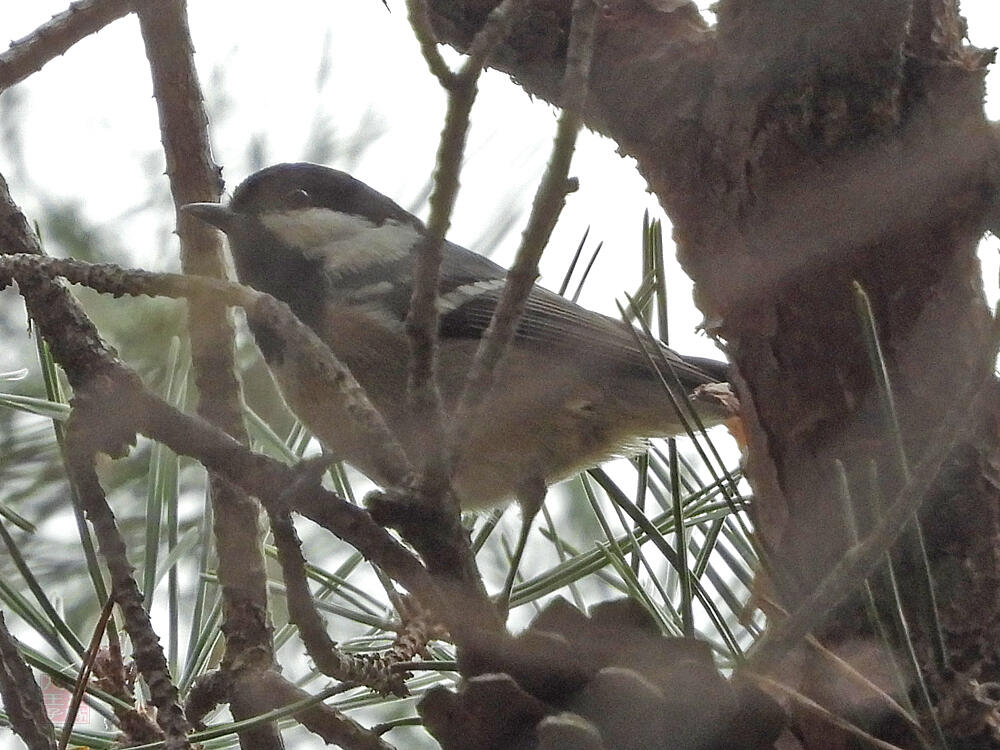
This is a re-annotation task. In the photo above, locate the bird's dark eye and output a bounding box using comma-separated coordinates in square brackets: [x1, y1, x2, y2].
[283, 188, 311, 209]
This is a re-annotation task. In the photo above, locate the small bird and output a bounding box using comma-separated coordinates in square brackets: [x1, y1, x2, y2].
[184, 163, 733, 579]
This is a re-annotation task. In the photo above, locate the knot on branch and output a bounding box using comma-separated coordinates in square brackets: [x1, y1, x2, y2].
[67, 368, 144, 459]
[366, 482, 467, 570]
[185, 670, 232, 729]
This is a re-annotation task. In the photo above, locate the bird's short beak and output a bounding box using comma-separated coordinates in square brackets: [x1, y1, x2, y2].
[182, 202, 236, 233]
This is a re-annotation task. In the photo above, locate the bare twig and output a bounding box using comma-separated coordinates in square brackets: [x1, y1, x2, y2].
[397, 0, 532, 625]
[452, 0, 596, 434]
[269, 464, 408, 696]
[0, 253, 413, 485]
[136, 6, 279, 742]
[135, 0, 237, 430]
[406, 0, 454, 89]
[230, 671, 396, 750]
[404, 0, 527, 482]
[63, 422, 191, 749]
[0, 611, 56, 750]
[58, 598, 117, 750]
[0, 0, 134, 93]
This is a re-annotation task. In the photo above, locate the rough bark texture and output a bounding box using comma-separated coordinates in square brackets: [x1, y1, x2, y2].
[425, 0, 1000, 746]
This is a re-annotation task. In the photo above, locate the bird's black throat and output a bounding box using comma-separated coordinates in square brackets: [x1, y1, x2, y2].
[230, 222, 331, 365]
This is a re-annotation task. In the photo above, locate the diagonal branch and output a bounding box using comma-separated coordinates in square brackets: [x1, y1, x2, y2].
[0, 0, 135, 93]
[63, 416, 191, 749]
[451, 0, 596, 437]
[230, 671, 396, 750]
[269, 481, 408, 697]
[0, 611, 56, 750]
[404, 0, 528, 477]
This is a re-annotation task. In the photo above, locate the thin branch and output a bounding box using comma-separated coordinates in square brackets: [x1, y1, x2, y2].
[404, 0, 527, 483]
[269, 477, 408, 696]
[0, 253, 414, 486]
[58, 598, 116, 750]
[229, 671, 397, 750]
[451, 0, 596, 433]
[398, 0, 531, 621]
[0, 178, 120, 393]
[0, 611, 56, 750]
[63, 422, 191, 749]
[0, 0, 134, 93]
[406, 0, 454, 89]
[188, 672, 399, 749]
[134, 0, 236, 428]
[134, 10, 278, 743]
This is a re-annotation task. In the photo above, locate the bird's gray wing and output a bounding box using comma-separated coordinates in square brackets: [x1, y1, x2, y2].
[437, 243, 724, 388]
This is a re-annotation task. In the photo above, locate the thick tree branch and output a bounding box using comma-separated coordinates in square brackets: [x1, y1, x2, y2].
[746, 359, 1000, 675]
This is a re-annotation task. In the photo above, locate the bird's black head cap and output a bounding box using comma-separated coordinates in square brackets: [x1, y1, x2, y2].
[230, 162, 421, 228]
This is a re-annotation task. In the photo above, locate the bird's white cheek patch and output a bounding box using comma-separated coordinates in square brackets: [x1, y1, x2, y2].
[261, 208, 419, 277]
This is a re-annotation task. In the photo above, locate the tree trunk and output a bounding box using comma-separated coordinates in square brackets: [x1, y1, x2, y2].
[427, 0, 1000, 745]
